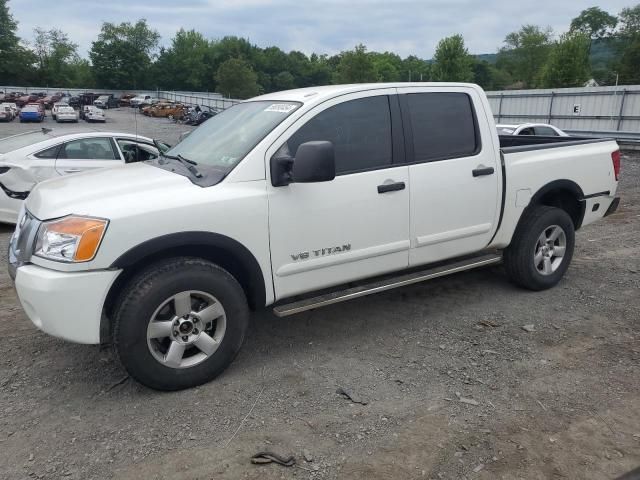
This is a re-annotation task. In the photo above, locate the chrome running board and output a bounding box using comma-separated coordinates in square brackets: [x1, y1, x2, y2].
[273, 253, 502, 317]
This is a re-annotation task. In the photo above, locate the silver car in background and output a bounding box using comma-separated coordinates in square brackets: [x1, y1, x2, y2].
[55, 106, 79, 123]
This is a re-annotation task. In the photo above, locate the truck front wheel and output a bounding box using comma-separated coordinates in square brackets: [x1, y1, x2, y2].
[503, 206, 575, 291]
[113, 257, 249, 391]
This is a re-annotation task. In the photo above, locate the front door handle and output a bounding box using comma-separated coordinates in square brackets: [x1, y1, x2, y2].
[63, 168, 82, 173]
[472, 166, 495, 177]
[377, 181, 406, 194]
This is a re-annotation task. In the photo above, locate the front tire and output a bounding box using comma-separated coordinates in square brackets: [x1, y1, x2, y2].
[503, 206, 575, 291]
[113, 257, 249, 391]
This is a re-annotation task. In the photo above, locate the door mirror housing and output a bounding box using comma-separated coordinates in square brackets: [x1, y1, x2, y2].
[271, 141, 336, 187]
[292, 141, 336, 183]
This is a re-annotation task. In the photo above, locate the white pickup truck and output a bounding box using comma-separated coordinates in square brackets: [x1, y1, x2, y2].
[9, 83, 621, 391]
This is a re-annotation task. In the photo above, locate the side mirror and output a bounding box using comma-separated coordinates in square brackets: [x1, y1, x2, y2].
[271, 141, 336, 187]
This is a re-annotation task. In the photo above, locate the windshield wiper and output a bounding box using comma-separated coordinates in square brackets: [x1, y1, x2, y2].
[161, 152, 203, 178]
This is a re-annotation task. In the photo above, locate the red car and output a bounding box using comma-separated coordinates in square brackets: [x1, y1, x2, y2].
[15, 95, 39, 108]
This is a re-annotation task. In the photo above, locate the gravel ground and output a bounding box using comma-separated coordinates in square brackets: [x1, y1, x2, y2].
[0, 114, 638, 480]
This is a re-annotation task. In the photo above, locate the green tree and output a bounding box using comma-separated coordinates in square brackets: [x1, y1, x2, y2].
[617, 37, 640, 83]
[472, 59, 512, 90]
[67, 58, 94, 88]
[540, 32, 591, 87]
[215, 58, 259, 98]
[618, 4, 640, 37]
[400, 55, 430, 81]
[90, 19, 160, 89]
[431, 34, 474, 82]
[153, 29, 213, 90]
[307, 53, 333, 86]
[0, 0, 35, 85]
[272, 70, 295, 90]
[32, 28, 79, 86]
[370, 52, 402, 82]
[334, 44, 377, 83]
[570, 7, 618, 40]
[615, 4, 640, 84]
[497, 25, 553, 88]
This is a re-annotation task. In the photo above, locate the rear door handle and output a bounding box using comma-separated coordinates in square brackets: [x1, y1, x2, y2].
[377, 181, 406, 194]
[63, 168, 82, 173]
[472, 166, 495, 177]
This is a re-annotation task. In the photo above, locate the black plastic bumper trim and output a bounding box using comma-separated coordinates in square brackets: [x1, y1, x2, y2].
[604, 197, 620, 217]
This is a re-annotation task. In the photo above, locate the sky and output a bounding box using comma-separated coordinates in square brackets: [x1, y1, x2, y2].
[11, 0, 631, 58]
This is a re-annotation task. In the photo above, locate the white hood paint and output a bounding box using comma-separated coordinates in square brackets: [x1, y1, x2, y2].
[26, 162, 193, 220]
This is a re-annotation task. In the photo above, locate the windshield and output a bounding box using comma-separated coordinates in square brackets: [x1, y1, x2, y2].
[165, 100, 300, 171]
[0, 132, 50, 153]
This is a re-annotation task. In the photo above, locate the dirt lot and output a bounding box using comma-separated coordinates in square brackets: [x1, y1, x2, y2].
[0, 114, 638, 480]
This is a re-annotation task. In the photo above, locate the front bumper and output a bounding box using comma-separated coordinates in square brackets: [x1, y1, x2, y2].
[13, 265, 121, 344]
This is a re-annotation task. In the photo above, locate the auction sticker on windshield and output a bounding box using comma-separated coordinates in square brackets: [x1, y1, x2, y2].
[264, 103, 297, 113]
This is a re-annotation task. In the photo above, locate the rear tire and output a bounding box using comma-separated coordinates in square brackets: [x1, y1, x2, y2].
[503, 206, 575, 291]
[113, 257, 249, 391]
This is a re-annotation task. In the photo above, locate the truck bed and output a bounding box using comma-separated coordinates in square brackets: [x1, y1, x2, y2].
[499, 135, 612, 153]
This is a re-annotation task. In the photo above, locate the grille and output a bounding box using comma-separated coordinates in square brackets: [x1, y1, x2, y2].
[8, 209, 40, 278]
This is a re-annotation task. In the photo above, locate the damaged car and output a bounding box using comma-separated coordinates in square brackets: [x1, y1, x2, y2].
[0, 130, 169, 223]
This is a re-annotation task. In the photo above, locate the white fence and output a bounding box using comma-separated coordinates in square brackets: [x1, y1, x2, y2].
[485, 85, 640, 135]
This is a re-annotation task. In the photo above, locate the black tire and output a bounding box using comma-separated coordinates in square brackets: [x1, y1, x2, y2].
[113, 257, 249, 391]
[503, 206, 575, 291]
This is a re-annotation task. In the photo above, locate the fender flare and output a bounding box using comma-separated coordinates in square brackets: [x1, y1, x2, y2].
[527, 179, 586, 229]
[110, 231, 266, 309]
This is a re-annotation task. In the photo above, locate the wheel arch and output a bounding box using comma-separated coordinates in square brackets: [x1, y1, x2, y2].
[528, 179, 585, 230]
[101, 232, 266, 343]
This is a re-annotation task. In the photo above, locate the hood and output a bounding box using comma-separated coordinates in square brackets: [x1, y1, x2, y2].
[26, 162, 195, 220]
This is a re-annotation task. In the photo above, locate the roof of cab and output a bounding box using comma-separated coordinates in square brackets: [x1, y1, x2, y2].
[250, 82, 481, 106]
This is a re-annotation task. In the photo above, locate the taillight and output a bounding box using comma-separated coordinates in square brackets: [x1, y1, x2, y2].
[611, 150, 621, 181]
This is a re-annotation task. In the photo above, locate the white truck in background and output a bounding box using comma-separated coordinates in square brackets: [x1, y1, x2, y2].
[9, 83, 621, 391]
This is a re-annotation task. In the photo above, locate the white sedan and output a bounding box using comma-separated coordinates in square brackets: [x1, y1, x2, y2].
[55, 106, 79, 123]
[496, 123, 569, 137]
[0, 130, 170, 223]
[85, 106, 106, 122]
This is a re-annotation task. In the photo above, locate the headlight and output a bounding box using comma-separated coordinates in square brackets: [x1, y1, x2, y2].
[35, 216, 108, 262]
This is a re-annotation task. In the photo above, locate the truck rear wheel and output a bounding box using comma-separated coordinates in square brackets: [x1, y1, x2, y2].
[503, 206, 575, 291]
[113, 257, 249, 391]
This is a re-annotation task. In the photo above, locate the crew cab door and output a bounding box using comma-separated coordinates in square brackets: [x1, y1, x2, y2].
[54, 137, 123, 175]
[267, 91, 410, 300]
[397, 87, 501, 266]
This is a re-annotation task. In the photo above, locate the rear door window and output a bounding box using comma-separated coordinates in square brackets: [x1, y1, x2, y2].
[403, 93, 479, 162]
[59, 138, 118, 160]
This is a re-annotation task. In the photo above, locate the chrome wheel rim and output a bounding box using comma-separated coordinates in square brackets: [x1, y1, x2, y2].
[534, 225, 567, 275]
[146, 290, 227, 369]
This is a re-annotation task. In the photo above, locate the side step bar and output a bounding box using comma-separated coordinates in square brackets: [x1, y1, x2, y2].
[273, 253, 502, 317]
